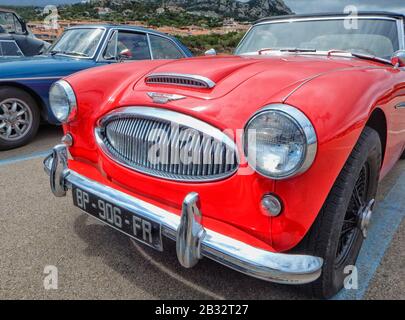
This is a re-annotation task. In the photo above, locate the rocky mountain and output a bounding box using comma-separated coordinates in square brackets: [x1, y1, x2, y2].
[164, 0, 293, 20]
[90, 0, 293, 21]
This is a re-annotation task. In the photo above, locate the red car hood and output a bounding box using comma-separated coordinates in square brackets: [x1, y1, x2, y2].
[107, 55, 377, 130]
[129, 55, 371, 101]
[67, 54, 381, 131]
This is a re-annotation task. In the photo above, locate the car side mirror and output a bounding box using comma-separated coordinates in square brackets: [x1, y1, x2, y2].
[118, 48, 132, 61]
[204, 48, 217, 56]
[391, 50, 405, 67]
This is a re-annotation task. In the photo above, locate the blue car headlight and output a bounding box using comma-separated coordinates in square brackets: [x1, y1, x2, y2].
[49, 80, 77, 123]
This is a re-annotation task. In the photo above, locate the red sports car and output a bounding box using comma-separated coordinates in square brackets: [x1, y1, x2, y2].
[44, 12, 405, 298]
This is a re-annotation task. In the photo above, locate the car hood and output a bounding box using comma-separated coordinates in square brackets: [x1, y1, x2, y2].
[130, 55, 375, 101]
[66, 54, 383, 132]
[0, 55, 96, 79]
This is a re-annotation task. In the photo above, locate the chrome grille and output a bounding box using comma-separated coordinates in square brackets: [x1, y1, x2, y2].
[145, 73, 216, 89]
[96, 107, 238, 182]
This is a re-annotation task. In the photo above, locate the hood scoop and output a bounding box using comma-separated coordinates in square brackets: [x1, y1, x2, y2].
[145, 73, 216, 89]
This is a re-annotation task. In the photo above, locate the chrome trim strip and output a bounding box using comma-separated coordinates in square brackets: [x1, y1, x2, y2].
[397, 19, 405, 50]
[146, 33, 154, 60]
[395, 102, 405, 109]
[255, 16, 399, 26]
[0, 76, 61, 82]
[145, 73, 216, 89]
[95, 107, 239, 182]
[244, 104, 318, 180]
[44, 145, 323, 285]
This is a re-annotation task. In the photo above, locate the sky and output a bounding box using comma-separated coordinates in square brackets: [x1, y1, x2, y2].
[0, 0, 404, 15]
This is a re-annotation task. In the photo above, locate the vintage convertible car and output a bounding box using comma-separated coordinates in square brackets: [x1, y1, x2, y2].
[0, 8, 49, 57]
[0, 25, 192, 150]
[44, 12, 405, 298]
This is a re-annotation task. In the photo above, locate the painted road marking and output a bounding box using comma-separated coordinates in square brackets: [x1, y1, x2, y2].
[334, 172, 405, 300]
[0, 149, 52, 166]
[131, 240, 225, 300]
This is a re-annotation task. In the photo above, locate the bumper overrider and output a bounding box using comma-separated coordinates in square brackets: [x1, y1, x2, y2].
[44, 144, 323, 285]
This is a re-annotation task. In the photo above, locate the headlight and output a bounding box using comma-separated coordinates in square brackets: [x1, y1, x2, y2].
[49, 80, 77, 123]
[244, 104, 317, 180]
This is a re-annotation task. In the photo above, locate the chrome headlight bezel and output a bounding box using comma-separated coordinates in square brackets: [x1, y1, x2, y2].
[243, 104, 317, 180]
[49, 80, 77, 123]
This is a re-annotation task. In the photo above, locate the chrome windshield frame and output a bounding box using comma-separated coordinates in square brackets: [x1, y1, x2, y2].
[235, 15, 405, 58]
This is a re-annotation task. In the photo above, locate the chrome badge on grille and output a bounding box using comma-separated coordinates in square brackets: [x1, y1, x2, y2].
[147, 92, 186, 104]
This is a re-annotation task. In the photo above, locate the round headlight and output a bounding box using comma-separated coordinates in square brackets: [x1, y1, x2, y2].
[244, 104, 317, 180]
[49, 80, 77, 123]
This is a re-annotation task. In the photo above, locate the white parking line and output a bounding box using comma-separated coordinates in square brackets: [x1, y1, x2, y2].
[0, 150, 51, 166]
[334, 172, 405, 300]
[130, 239, 225, 300]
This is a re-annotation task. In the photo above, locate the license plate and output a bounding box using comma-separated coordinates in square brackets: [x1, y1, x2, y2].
[72, 186, 163, 251]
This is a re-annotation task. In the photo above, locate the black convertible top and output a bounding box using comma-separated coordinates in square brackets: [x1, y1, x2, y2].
[255, 11, 405, 24]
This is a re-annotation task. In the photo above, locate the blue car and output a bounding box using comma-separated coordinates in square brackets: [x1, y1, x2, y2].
[0, 25, 192, 150]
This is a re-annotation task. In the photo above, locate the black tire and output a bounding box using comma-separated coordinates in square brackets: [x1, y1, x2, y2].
[296, 127, 382, 299]
[0, 87, 40, 150]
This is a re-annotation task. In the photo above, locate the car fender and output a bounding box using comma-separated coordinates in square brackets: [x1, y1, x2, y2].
[270, 65, 405, 250]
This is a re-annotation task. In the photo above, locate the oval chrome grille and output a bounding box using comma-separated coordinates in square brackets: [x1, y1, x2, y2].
[96, 107, 239, 182]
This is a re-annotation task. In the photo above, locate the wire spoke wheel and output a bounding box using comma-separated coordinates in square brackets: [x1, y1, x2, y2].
[335, 163, 371, 268]
[0, 98, 33, 142]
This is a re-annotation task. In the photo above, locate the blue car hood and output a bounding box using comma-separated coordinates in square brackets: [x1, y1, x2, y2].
[0, 55, 97, 79]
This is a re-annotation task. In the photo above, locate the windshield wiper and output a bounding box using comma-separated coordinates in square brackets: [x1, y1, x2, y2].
[49, 50, 64, 56]
[280, 48, 317, 53]
[49, 50, 88, 57]
[258, 48, 317, 55]
[327, 50, 391, 65]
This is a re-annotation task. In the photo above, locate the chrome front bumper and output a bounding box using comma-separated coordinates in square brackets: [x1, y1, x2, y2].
[44, 144, 323, 285]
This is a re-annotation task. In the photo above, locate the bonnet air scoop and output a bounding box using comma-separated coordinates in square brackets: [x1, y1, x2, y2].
[145, 73, 216, 89]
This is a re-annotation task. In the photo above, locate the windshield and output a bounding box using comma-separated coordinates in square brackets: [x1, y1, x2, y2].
[235, 18, 400, 60]
[48, 28, 105, 58]
[0, 12, 24, 34]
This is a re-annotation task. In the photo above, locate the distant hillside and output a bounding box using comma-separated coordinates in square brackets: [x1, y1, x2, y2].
[6, 0, 292, 26]
[0, 0, 79, 5]
[162, 0, 293, 20]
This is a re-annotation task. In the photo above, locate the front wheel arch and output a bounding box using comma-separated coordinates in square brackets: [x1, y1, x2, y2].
[365, 107, 387, 166]
[0, 83, 47, 120]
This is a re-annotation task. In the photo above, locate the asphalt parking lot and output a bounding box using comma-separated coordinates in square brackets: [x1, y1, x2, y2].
[0, 125, 404, 300]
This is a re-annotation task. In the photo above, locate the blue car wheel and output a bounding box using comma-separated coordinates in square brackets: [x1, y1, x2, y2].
[0, 87, 40, 150]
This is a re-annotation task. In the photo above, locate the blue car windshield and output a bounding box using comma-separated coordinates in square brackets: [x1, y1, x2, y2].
[48, 28, 105, 58]
[235, 18, 400, 60]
